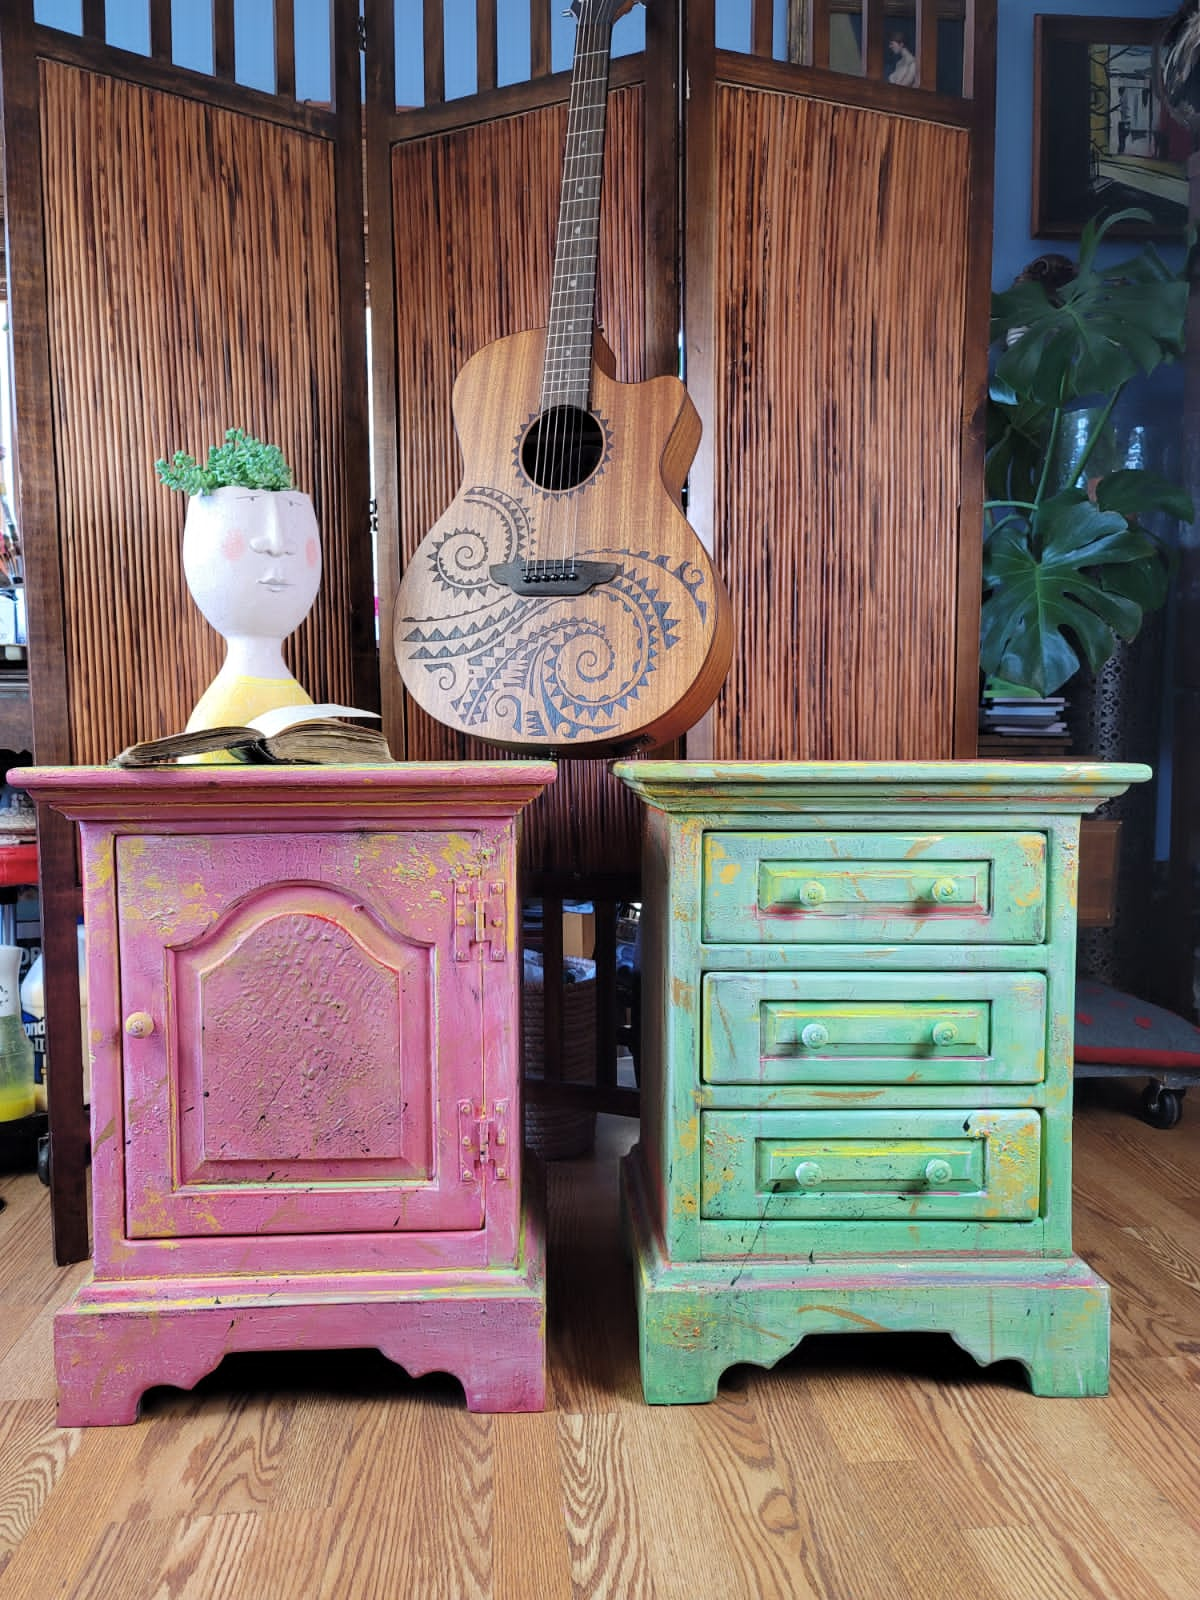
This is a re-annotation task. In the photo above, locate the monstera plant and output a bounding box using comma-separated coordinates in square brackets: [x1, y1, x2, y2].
[982, 210, 1193, 697]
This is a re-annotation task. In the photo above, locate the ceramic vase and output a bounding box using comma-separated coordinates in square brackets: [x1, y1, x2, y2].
[181, 485, 323, 730]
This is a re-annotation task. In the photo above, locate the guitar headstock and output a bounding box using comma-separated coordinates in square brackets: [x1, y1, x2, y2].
[569, 0, 640, 26]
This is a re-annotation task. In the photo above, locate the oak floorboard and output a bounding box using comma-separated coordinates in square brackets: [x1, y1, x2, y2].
[621, 1402, 778, 1600]
[492, 1414, 574, 1598]
[852, 1460, 1005, 1600]
[0, 1398, 81, 1567]
[689, 1387, 826, 1599]
[556, 1411, 662, 1598]
[0, 1304, 60, 1403]
[750, 1376, 914, 1599]
[965, 1523, 1176, 1600]
[0, 1089, 1197, 1598]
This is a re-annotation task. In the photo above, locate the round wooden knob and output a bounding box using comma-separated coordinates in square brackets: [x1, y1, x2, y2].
[931, 1021, 959, 1047]
[799, 881, 826, 906]
[801, 1022, 829, 1049]
[925, 1158, 953, 1186]
[929, 877, 957, 903]
[793, 1161, 822, 1187]
[124, 1012, 155, 1038]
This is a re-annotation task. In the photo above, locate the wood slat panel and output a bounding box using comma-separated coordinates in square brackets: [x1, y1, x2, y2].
[39, 61, 357, 764]
[707, 85, 970, 760]
[388, 88, 647, 871]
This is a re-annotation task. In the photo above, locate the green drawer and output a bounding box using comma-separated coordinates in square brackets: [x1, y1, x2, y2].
[701, 1109, 1041, 1223]
[702, 831, 1046, 945]
[702, 971, 1047, 1086]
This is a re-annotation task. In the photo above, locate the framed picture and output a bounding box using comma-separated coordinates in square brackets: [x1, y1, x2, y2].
[1032, 14, 1189, 239]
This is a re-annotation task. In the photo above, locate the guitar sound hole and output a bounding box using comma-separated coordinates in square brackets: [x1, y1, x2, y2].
[520, 407, 605, 492]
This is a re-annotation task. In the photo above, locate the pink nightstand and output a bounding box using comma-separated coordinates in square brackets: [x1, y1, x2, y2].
[16, 762, 555, 1424]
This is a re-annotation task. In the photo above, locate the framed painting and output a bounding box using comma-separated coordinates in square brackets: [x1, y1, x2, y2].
[1032, 14, 1189, 238]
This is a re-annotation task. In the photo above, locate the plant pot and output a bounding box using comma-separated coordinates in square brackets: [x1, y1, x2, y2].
[181, 486, 322, 730]
[1066, 619, 1165, 994]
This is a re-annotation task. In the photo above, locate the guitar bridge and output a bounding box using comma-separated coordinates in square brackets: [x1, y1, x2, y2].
[490, 559, 619, 597]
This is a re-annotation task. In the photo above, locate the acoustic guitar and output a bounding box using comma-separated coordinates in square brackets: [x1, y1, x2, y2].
[393, 0, 732, 755]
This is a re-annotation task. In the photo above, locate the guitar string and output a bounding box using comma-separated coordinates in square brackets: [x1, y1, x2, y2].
[565, 8, 611, 578]
[551, 4, 597, 583]
[536, 5, 574, 581]
[542, 5, 582, 582]
[540, 4, 609, 583]
[536, 5, 574, 582]
[559, 5, 594, 580]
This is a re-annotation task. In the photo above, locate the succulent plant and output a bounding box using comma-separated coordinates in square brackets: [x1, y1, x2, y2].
[155, 429, 294, 495]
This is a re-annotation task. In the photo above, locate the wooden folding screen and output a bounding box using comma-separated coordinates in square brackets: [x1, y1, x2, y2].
[3, 0, 996, 1257]
[0, 1, 373, 1260]
[685, 2, 995, 760]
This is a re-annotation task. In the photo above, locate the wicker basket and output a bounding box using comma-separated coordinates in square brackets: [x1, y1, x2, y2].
[522, 960, 597, 1160]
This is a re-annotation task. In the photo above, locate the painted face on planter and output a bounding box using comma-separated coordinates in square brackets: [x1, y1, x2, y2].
[182, 485, 322, 640]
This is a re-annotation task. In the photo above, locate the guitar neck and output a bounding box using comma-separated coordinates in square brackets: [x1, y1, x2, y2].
[542, 11, 615, 413]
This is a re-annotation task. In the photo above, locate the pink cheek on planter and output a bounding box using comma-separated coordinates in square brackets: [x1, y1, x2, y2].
[306, 538, 320, 569]
[221, 528, 247, 563]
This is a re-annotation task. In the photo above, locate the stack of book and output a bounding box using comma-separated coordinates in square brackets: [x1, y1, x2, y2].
[977, 690, 1071, 757]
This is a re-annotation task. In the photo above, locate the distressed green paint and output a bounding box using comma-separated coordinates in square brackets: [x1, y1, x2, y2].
[704, 829, 1048, 945]
[703, 971, 1047, 1087]
[701, 1109, 1040, 1222]
[614, 759, 1149, 1402]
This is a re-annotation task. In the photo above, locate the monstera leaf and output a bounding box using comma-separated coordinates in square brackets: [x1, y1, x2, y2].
[991, 212, 1185, 411]
[982, 212, 1192, 695]
[981, 490, 1161, 696]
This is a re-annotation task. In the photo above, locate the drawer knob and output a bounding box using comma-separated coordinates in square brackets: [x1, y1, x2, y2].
[793, 1161, 822, 1187]
[798, 880, 826, 906]
[924, 1158, 953, 1186]
[124, 1012, 155, 1038]
[800, 1022, 829, 1050]
[931, 1020, 959, 1047]
[928, 877, 958, 903]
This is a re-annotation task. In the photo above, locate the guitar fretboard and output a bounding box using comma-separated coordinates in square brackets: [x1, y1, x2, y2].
[541, 25, 615, 413]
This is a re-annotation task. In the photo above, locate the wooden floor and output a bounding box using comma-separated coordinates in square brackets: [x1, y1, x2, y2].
[0, 1083, 1198, 1599]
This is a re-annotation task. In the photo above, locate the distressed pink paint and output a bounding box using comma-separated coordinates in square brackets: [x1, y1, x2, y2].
[15, 761, 556, 1424]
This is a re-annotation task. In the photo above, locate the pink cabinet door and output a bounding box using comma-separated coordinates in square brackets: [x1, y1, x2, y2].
[116, 830, 501, 1238]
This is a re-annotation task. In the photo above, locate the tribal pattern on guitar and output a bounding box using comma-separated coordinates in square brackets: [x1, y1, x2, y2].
[398, 485, 712, 744]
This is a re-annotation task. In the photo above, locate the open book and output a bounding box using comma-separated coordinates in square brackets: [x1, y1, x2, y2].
[112, 704, 393, 769]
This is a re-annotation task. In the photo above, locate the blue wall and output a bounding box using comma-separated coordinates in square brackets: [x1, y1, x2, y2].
[993, 0, 1177, 289]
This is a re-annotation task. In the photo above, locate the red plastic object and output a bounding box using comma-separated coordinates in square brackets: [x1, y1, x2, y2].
[0, 842, 38, 886]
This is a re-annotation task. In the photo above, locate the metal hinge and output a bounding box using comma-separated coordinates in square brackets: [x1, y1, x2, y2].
[457, 1099, 511, 1183]
[453, 878, 507, 963]
[356, 15, 367, 52]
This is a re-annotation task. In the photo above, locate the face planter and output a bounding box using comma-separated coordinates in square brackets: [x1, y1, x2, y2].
[181, 485, 323, 730]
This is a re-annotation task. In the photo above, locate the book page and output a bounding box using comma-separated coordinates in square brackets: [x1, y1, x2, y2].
[246, 703, 381, 738]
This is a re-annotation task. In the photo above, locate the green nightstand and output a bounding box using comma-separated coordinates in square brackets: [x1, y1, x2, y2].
[613, 761, 1149, 1403]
